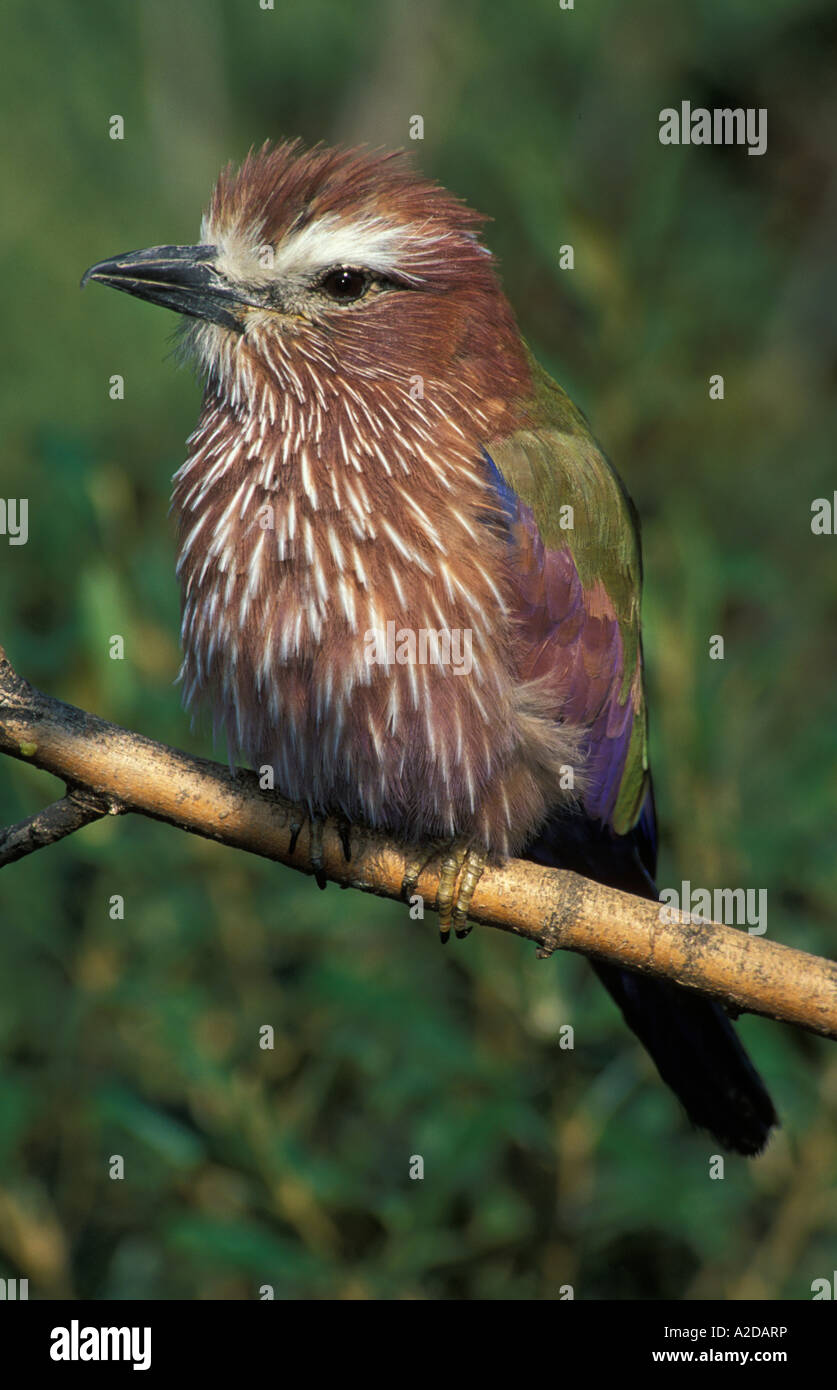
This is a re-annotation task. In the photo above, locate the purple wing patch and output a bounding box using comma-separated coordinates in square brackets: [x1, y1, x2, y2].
[482, 447, 643, 831]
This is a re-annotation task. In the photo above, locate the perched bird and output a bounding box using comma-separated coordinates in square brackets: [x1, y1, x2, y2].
[83, 140, 778, 1154]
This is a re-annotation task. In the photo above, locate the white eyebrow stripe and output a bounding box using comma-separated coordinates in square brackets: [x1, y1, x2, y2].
[270, 214, 422, 279]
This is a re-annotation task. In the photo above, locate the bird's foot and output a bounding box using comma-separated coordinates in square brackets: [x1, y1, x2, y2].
[335, 814, 353, 864]
[401, 840, 487, 943]
[288, 811, 328, 890]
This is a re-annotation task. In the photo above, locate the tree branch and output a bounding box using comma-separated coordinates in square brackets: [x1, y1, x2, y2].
[0, 785, 116, 866]
[1, 644, 835, 1040]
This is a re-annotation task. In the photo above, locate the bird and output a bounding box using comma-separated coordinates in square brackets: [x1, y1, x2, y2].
[82, 139, 778, 1155]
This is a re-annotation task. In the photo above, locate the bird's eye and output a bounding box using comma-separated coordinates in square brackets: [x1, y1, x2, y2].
[318, 267, 369, 302]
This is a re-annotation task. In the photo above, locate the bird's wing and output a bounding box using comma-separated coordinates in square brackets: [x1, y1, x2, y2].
[484, 357, 781, 1157]
[483, 348, 652, 854]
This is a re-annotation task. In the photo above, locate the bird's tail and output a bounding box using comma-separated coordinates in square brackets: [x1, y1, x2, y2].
[590, 958, 778, 1155]
[527, 807, 778, 1154]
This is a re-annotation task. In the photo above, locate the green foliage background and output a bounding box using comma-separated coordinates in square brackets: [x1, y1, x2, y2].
[1, 0, 835, 1299]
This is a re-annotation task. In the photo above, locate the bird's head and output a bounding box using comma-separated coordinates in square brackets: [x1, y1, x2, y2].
[82, 140, 521, 407]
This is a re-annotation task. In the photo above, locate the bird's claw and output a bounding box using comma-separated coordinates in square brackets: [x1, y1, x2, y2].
[400, 840, 487, 943]
[309, 816, 327, 890]
[400, 849, 429, 907]
[287, 812, 328, 889]
[288, 815, 304, 857]
[437, 842, 487, 941]
[336, 815, 353, 863]
[453, 845, 488, 938]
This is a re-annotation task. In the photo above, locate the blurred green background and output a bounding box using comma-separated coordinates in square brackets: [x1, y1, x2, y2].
[1, 0, 836, 1300]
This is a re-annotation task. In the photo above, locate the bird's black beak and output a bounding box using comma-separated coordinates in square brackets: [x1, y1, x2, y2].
[81, 244, 258, 331]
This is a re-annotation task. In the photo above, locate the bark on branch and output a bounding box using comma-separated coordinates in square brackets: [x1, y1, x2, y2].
[1, 644, 835, 1040]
